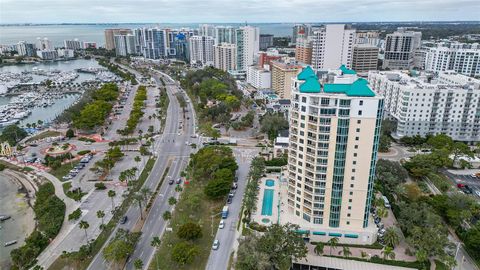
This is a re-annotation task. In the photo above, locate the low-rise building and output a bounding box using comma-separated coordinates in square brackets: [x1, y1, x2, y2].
[271, 61, 302, 99]
[246, 65, 271, 89]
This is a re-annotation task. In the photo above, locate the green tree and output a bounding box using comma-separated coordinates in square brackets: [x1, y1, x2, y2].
[168, 196, 177, 205]
[339, 246, 352, 258]
[108, 190, 116, 210]
[150, 236, 162, 270]
[133, 193, 145, 220]
[97, 210, 105, 228]
[381, 246, 396, 260]
[163, 211, 172, 221]
[260, 112, 289, 140]
[204, 177, 232, 199]
[133, 258, 143, 269]
[79, 220, 90, 244]
[66, 128, 75, 138]
[171, 242, 199, 265]
[0, 125, 28, 145]
[384, 227, 400, 248]
[235, 235, 270, 270]
[327, 237, 339, 255]
[314, 242, 324, 255]
[177, 222, 203, 241]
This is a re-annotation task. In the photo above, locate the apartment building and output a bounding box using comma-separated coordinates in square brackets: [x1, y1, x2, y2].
[271, 61, 302, 99]
[424, 43, 480, 77]
[311, 24, 356, 70]
[285, 65, 383, 244]
[188, 35, 215, 66]
[114, 34, 136, 56]
[104, 29, 132, 50]
[246, 65, 271, 89]
[213, 43, 237, 71]
[235, 26, 260, 71]
[368, 70, 480, 142]
[295, 29, 313, 65]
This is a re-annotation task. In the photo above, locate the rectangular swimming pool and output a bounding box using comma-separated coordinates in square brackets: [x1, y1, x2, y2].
[261, 189, 274, 216]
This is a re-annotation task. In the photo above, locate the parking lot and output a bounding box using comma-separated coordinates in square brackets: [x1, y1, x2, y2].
[443, 170, 480, 197]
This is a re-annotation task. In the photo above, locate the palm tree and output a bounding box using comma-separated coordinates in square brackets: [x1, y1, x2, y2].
[140, 187, 152, 203]
[384, 227, 400, 248]
[96, 210, 105, 228]
[360, 250, 368, 259]
[119, 171, 128, 186]
[376, 206, 389, 218]
[134, 193, 145, 219]
[381, 246, 396, 261]
[108, 190, 116, 210]
[133, 258, 143, 270]
[327, 237, 339, 255]
[314, 242, 324, 255]
[150, 236, 161, 269]
[339, 246, 352, 258]
[79, 220, 90, 243]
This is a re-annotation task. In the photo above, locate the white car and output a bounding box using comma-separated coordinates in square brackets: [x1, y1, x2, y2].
[219, 220, 225, 229]
[212, 239, 220, 250]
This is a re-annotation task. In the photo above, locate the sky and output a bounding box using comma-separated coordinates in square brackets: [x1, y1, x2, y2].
[0, 0, 479, 24]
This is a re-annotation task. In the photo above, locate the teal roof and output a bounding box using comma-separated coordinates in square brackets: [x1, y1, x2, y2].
[340, 65, 357, 75]
[297, 66, 316, 80]
[299, 77, 321, 93]
[323, 78, 375, 97]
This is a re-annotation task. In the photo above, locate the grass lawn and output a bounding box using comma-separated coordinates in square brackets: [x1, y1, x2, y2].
[26, 130, 62, 143]
[434, 260, 447, 270]
[149, 178, 224, 270]
[50, 160, 80, 180]
[62, 182, 87, 201]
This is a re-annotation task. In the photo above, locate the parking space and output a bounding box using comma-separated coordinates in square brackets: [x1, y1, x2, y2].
[443, 170, 480, 198]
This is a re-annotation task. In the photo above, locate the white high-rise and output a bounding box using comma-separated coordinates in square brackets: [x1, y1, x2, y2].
[36, 37, 53, 51]
[284, 65, 383, 244]
[199, 24, 215, 37]
[133, 28, 168, 59]
[114, 34, 136, 56]
[64, 39, 83, 50]
[424, 43, 480, 77]
[188, 35, 215, 66]
[213, 43, 237, 71]
[214, 26, 236, 44]
[382, 28, 422, 70]
[311, 24, 356, 70]
[235, 26, 260, 71]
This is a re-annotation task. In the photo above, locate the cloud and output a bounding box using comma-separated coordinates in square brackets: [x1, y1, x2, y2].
[0, 0, 479, 24]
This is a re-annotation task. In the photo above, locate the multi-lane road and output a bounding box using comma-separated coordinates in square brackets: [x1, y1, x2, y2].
[87, 69, 197, 270]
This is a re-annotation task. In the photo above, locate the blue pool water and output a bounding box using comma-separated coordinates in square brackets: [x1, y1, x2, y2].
[266, 179, 275, 187]
[261, 189, 274, 216]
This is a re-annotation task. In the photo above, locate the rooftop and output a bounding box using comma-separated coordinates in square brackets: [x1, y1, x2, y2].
[340, 64, 357, 75]
[324, 78, 376, 97]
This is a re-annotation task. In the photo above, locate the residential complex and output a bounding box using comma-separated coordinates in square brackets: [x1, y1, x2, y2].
[351, 44, 379, 75]
[16, 41, 36, 57]
[235, 26, 260, 71]
[114, 34, 136, 56]
[214, 26, 236, 44]
[104, 28, 132, 50]
[36, 37, 53, 51]
[382, 28, 422, 70]
[285, 65, 383, 244]
[64, 39, 83, 51]
[246, 65, 271, 89]
[311, 24, 356, 70]
[188, 35, 215, 66]
[368, 70, 480, 142]
[271, 61, 302, 99]
[424, 42, 480, 77]
[295, 29, 313, 65]
[133, 28, 168, 59]
[213, 43, 237, 71]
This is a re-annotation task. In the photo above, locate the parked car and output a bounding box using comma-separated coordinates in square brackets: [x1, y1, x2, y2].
[228, 191, 235, 198]
[120, 216, 128, 224]
[168, 178, 174, 185]
[226, 197, 232, 204]
[212, 239, 220, 250]
[176, 178, 182, 184]
[219, 220, 225, 229]
[232, 183, 238, 190]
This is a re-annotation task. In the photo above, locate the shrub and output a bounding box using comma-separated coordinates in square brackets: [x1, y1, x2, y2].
[95, 182, 106, 190]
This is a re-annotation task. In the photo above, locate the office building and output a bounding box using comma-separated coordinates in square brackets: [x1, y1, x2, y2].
[213, 43, 237, 71]
[259, 34, 274, 51]
[295, 29, 313, 65]
[286, 65, 383, 244]
[134, 28, 167, 59]
[114, 34, 136, 56]
[188, 35, 215, 66]
[36, 50, 58, 60]
[64, 39, 83, 51]
[271, 61, 302, 99]
[383, 28, 422, 70]
[214, 26, 236, 44]
[351, 44, 379, 75]
[424, 43, 480, 77]
[104, 29, 132, 50]
[36, 38, 53, 51]
[199, 24, 215, 37]
[246, 65, 271, 89]
[311, 24, 356, 70]
[355, 31, 381, 47]
[16, 41, 36, 57]
[236, 26, 260, 71]
[368, 70, 480, 142]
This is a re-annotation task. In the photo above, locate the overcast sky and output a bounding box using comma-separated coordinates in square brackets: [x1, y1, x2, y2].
[0, 0, 479, 24]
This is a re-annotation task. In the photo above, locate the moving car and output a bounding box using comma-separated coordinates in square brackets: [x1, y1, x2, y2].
[168, 178, 174, 185]
[212, 239, 220, 250]
[120, 216, 128, 224]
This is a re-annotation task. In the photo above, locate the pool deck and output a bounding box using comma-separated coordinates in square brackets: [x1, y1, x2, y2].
[252, 174, 286, 226]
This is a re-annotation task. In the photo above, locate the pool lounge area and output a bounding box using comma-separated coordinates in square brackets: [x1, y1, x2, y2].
[252, 176, 284, 226]
[261, 189, 274, 215]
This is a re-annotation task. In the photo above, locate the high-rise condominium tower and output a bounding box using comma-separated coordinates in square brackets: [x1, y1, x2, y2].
[311, 24, 356, 70]
[382, 28, 422, 70]
[235, 26, 260, 71]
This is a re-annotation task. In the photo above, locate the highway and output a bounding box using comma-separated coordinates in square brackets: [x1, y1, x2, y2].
[87, 69, 196, 270]
[205, 147, 259, 270]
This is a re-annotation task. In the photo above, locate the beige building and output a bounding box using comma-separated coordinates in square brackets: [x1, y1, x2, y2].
[213, 43, 237, 71]
[271, 61, 302, 99]
[285, 65, 383, 244]
[295, 30, 312, 64]
[104, 29, 132, 51]
[351, 44, 379, 75]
